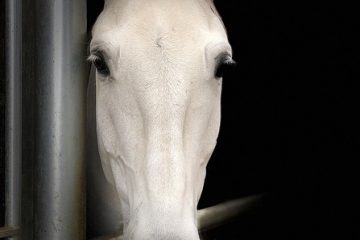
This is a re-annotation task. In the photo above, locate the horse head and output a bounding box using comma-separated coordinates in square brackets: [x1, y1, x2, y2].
[89, 0, 234, 239]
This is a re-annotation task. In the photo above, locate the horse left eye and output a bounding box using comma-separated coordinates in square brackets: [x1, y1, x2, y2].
[94, 57, 110, 76]
[215, 59, 236, 79]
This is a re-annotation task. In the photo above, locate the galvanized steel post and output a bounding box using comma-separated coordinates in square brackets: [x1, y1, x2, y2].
[33, 0, 88, 239]
[5, 0, 22, 239]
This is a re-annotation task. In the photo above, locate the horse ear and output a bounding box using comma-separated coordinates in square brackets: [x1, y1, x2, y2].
[103, 0, 111, 8]
[206, 0, 216, 7]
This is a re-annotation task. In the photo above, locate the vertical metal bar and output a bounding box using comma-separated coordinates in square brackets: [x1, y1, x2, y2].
[33, 0, 88, 239]
[5, 0, 22, 237]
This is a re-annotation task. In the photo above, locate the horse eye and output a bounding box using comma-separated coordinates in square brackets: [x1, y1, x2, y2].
[94, 57, 110, 76]
[215, 59, 236, 79]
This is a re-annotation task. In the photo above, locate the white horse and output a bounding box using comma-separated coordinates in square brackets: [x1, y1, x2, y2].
[88, 0, 234, 239]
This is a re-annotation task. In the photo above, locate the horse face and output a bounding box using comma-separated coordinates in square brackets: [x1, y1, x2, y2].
[90, 1, 233, 239]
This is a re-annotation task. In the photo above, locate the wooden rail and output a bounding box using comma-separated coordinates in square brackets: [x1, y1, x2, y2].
[198, 194, 263, 232]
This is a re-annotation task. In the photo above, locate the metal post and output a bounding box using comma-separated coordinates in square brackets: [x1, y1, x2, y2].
[5, 1, 22, 239]
[33, 0, 88, 239]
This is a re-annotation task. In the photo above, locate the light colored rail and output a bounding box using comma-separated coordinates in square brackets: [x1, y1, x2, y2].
[197, 194, 263, 232]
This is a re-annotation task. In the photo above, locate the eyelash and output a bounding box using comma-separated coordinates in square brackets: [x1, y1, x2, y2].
[215, 57, 236, 79]
[88, 54, 110, 76]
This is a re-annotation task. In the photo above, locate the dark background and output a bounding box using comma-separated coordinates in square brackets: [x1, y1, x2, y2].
[203, 1, 359, 239]
[87, 0, 360, 239]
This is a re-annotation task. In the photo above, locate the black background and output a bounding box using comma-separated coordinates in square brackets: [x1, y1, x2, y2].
[202, 1, 359, 239]
[87, 0, 360, 239]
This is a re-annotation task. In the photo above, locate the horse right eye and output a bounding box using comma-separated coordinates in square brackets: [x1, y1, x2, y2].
[94, 57, 110, 76]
